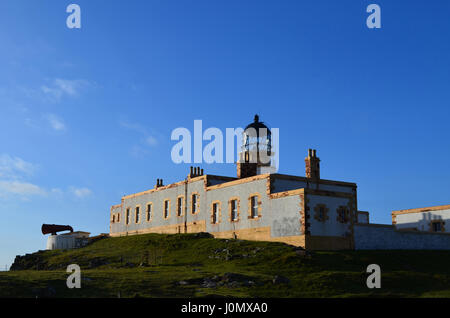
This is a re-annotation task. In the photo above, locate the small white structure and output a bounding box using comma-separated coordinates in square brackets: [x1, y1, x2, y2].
[46, 231, 91, 250]
[392, 204, 449, 233]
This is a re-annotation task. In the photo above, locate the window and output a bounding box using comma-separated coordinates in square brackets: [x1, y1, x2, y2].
[314, 204, 329, 222]
[230, 198, 239, 222]
[249, 195, 260, 219]
[212, 202, 220, 224]
[231, 200, 238, 221]
[135, 206, 140, 223]
[337, 206, 350, 223]
[146, 203, 152, 222]
[126, 208, 130, 225]
[191, 193, 199, 214]
[164, 200, 170, 219]
[433, 222, 441, 232]
[117, 213, 120, 223]
[177, 196, 184, 216]
[431, 220, 445, 232]
[112, 215, 116, 223]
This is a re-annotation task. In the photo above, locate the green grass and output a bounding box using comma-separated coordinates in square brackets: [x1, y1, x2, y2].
[1, 233, 450, 298]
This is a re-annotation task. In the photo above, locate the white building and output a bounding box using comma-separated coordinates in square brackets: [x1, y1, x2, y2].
[46, 231, 90, 250]
[393, 205, 449, 233]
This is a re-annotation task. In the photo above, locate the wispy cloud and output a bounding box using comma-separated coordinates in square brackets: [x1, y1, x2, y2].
[70, 187, 92, 198]
[0, 154, 36, 179]
[0, 154, 45, 200]
[119, 120, 160, 157]
[145, 136, 158, 146]
[0, 154, 92, 201]
[41, 78, 92, 102]
[44, 113, 66, 132]
[0, 180, 46, 198]
[119, 121, 147, 135]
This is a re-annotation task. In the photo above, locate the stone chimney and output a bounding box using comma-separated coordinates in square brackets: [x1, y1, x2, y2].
[155, 178, 164, 188]
[189, 166, 204, 179]
[305, 149, 320, 180]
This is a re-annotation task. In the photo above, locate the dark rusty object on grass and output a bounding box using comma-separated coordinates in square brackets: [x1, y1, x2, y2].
[41, 224, 74, 235]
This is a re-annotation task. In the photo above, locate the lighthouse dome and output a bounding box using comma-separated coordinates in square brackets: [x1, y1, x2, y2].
[242, 114, 272, 153]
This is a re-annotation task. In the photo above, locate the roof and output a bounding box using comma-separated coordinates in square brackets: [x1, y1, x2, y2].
[244, 114, 271, 136]
[61, 231, 90, 236]
[117, 172, 356, 202]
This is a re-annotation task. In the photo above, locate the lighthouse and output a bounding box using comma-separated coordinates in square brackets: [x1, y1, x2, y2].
[237, 115, 276, 178]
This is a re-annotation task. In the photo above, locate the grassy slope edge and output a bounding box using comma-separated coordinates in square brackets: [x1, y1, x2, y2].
[1, 233, 449, 298]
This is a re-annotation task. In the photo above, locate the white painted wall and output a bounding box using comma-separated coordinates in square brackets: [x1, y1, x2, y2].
[395, 209, 450, 233]
[308, 194, 352, 237]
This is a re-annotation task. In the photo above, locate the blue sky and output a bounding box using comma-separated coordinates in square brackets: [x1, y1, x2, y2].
[0, 0, 449, 268]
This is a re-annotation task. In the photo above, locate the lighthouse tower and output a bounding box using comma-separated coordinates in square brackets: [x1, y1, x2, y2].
[237, 115, 275, 178]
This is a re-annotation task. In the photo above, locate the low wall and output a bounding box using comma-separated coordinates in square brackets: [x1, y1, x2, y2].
[354, 224, 450, 250]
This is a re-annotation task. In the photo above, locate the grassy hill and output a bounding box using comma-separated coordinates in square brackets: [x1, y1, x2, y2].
[1, 233, 450, 298]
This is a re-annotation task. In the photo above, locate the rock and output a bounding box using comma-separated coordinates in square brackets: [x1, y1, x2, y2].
[294, 248, 312, 258]
[88, 258, 109, 269]
[202, 279, 217, 288]
[193, 232, 213, 239]
[124, 262, 135, 268]
[222, 272, 253, 283]
[273, 275, 290, 285]
[228, 281, 239, 288]
[178, 280, 188, 285]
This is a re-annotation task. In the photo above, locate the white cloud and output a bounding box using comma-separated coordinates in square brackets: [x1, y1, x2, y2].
[41, 78, 91, 101]
[0, 154, 36, 179]
[45, 113, 66, 131]
[119, 120, 160, 152]
[145, 136, 158, 146]
[50, 188, 64, 195]
[0, 155, 45, 200]
[70, 187, 92, 198]
[119, 121, 147, 135]
[0, 154, 93, 201]
[0, 180, 47, 198]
